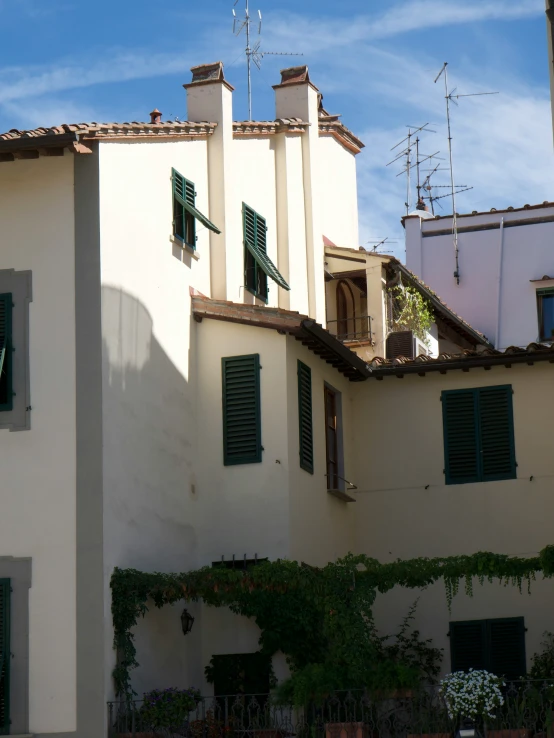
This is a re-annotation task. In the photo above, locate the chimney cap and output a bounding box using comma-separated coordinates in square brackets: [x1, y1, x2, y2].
[183, 61, 235, 92]
[150, 108, 162, 124]
[273, 65, 319, 92]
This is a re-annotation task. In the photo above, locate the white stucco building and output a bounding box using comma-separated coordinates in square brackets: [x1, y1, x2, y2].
[1, 57, 554, 738]
[405, 202, 554, 349]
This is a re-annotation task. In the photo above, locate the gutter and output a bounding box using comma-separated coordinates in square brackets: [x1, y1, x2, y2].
[369, 350, 554, 378]
[0, 132, 79, 153]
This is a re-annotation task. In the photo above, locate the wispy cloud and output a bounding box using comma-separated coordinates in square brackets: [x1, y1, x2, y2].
[264, 0, 543, 57]
[0, 51, 193, 104]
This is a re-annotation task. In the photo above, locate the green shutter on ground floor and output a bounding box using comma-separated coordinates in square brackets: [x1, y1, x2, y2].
[0, 579, 10, 736]
[450, 617, 526, 681]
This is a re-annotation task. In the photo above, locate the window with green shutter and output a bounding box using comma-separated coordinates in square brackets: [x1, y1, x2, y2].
[243, 204, 290, 302]
[222, 354, 262, 466]
[442, 385, 516, 485]
[0, 294, 13, 413]
[0, 579, 10, 736]
[172, 168, 221, 250]
[297, 361, 314, 474]
[537, 287, 554, 341]
[450, 617, 526, 681]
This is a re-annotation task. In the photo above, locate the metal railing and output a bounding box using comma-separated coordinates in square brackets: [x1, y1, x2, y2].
[107, 681, 554, 738]
[327, 316, 373, 344]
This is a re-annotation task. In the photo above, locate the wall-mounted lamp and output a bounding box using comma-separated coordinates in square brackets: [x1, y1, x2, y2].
[180, 608, 195, 636]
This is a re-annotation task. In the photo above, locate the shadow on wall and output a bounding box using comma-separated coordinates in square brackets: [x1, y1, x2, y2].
[100, 285, 203, 698]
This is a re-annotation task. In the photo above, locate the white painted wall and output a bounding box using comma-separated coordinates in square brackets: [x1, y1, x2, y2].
[98, 138, 213, 699]
[405, 208, 554, 349]
[351, 362, 554, 672]
[0, 153, 77, 733]
[318, 136, 359, 249]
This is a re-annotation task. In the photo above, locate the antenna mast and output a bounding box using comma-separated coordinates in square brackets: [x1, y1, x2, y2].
[233, 0, 303, 120]
[434, 62, 498, 285]
[387, 123, 435, 216]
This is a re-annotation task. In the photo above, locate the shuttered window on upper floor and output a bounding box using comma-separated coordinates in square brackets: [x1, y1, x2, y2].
[0, 295, 13, 413]
[0, 579, 10, 736]
[243, 204, 290, 303]
[442, 385, 516, 485]
[297, 361, 314, 474]
[222, 354, 262, 466]
[172, 168, 221, 250]
[450, 617, 526, 682]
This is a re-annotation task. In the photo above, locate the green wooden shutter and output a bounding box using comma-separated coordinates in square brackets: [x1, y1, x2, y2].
[487, 617, 526, 681]
[478, 386, 516, 482]
[297, 361, 314, 474]
[243, 205, 257, 248]
[222, 354, 262, 466]
[450, 620, 487, 673]
[0, 580, 10, 736]
[255, 213, 267, 254]
[0, 295, 13, 413]
[442, 389, 479, 485]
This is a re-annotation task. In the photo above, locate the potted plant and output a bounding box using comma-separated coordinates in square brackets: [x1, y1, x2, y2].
[439, 670, 505, 736]
[116, 686, 201, 737]
[407, 687, 453, 738]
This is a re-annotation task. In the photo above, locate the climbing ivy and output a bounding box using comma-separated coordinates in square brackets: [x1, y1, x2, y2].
[111, 547, 554, 700]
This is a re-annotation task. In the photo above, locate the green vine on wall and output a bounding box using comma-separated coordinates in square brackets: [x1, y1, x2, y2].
[111, 547, 554, 700]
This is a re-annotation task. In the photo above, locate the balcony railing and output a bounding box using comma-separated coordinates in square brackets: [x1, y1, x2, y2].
[327, 316, 373, 345]
[107, 681, 554, 738]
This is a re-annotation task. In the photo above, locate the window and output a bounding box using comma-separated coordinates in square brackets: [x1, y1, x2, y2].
[325, 386, 342, 490]
[0, 271, 31, 432]
[537, 288, 554, 342]
[336, 281, 355, 340]
[0, 295, 13, 412]
[450, 618, 526, 681]
[442, 385, 516, 485]
[0, 579, 10, 735]
[297, 361, 314, 474]
[222, 354, 262, 466]
[243, 203, 290, 303]
[172, 168, 221, 251]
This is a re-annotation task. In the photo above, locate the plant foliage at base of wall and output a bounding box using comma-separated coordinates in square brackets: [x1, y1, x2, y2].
[111, 547, 554, 701]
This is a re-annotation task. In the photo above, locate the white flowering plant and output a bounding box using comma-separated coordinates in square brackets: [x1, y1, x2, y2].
[439, 669, 505, 721]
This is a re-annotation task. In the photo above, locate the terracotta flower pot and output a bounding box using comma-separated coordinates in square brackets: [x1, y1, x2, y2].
[486, 731, 530, 738]
[407, 733, 452, 738]
[325, 721, 377, 738]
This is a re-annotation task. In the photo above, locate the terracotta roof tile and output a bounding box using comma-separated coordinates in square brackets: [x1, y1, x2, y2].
[369, 342, 554, 378]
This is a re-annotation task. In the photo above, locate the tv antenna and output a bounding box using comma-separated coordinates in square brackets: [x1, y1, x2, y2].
[233, 0, 303, 120]
[387, 123, 435, 215]
[434, 62, 498, 285]
[365, 237, 399, 253]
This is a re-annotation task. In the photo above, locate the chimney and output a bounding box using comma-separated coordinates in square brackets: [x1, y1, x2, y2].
[184, 61, 234, 123]
[183, 62, 234, 301]
[149, 108, 162, 124]
[273, 65, 319, 122]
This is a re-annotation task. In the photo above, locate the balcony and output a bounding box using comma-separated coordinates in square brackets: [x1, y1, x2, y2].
[327, 316, 374, 347]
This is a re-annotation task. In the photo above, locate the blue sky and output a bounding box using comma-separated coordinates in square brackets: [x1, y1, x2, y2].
[0, 0, 552, 259]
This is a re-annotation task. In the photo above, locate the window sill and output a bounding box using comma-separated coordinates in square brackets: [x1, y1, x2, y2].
[245, 285, 268, 304]
[170, 235, 200, 260]
[327, 488, 356, 503]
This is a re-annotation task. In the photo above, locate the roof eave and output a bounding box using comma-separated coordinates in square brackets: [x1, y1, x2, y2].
[370, 350, 554, 378]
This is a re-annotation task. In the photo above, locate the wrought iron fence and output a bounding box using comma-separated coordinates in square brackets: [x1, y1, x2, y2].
[107, 681, 554, 738]
[326, 316, 373, 344]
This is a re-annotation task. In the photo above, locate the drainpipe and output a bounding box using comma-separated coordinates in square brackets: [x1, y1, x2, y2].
[495, 218, 504, 349]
